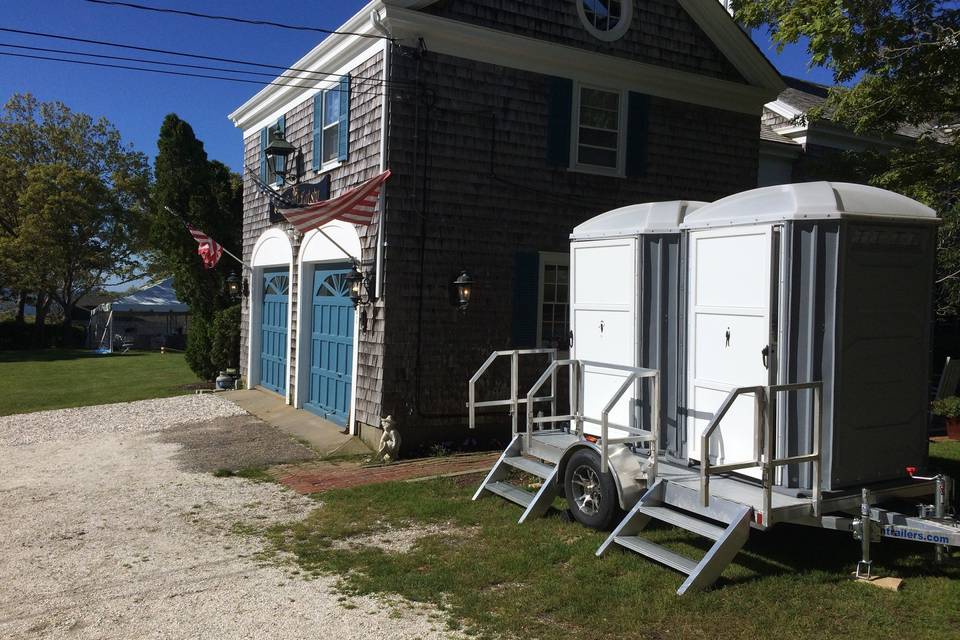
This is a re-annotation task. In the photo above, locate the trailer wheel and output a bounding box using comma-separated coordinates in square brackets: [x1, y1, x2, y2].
[563, 449, 621, 530]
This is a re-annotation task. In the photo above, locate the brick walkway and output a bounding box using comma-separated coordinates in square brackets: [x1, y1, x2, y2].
[277, 451, 500, 494]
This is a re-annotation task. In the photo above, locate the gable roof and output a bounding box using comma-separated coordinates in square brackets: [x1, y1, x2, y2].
[230, 1, 784, 133]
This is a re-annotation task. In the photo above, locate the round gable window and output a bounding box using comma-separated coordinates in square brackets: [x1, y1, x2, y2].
[577, 0, 633, 42]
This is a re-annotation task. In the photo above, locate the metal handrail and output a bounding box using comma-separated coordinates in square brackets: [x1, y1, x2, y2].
[525, 359, 578, 451]
[468, 349, 558, 435]
[700, 381, 823, 522]
[468, 352, 663, 485]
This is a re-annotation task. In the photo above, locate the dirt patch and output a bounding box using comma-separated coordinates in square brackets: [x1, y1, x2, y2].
[159, 415, 317, 472]
[331, 522, 480, 554]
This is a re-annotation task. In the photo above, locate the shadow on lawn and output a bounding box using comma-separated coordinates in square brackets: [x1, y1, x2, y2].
[0, 349, 149, 363]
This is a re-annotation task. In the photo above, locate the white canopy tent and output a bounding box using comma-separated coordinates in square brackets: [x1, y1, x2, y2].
[89, 279, 190, 352]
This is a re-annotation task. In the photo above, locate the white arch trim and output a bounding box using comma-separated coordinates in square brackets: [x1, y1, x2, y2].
[246, 228, 294, 405]
[294, 222, 363, 435]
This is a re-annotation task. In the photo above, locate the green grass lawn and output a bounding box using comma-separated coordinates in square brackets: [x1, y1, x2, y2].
[0, 349, 202, 416]
[256, 441, 960, 640]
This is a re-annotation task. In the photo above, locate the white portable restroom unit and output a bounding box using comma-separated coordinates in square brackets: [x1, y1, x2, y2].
[470, 183, 959, 595]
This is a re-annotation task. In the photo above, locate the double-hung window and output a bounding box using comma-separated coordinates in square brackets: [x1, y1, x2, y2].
[259, 117, 285, 187]
[573, 84, 625, 175]
[538, 252, 570, 350]
[545, 77, 647, 178]
[312, 75, 351, 171]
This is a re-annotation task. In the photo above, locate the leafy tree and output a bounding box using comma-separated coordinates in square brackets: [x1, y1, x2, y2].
[0, 94, 150, 338]
[149, 114, 242, 322]
[735, 0, 959, 314]
[2, 164, 135, 331]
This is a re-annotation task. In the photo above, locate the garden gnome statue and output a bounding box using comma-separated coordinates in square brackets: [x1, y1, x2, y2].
[378, 415, 401, 463]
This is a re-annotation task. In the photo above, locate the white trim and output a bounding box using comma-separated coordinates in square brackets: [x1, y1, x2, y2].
[247, 229, 294, 404]
[536, 251, 571, 349]
[293, 222, 363, 434]
[765, 99, 803, 121]
[576, 0, 633, 42]
[382, 6, 780, 115]
[231, 37, 384, 136]
[375, 37, 389, 300]
[676, 0, 784, 92]
[570, 82, 628, 177]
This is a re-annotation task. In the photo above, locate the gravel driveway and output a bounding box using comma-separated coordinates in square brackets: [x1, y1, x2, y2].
[0, 395, 460, 639]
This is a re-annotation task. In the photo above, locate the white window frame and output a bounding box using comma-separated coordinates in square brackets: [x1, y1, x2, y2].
[570, 82, 628, 178]
[537, 251, 571, 352]
[576, 0, 633, 42]
[316, 86, 344, 173]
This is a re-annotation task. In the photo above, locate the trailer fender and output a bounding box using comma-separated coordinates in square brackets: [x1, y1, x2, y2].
[555, 442, 648, 511]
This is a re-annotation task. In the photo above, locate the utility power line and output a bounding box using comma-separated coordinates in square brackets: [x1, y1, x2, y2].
[0, 27, 412, 88]
[0, 51, 393, 99]
[0, 42, 393, 92]
[84, 0, 392, 41]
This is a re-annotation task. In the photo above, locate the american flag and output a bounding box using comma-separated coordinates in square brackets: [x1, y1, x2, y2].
[277, 170, 391, 233]
[186, 224, 223, 269]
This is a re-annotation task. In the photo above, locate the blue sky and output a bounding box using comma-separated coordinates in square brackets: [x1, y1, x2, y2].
[0, 1, 833, 173]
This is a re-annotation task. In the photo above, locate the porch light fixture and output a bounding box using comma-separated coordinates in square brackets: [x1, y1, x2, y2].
[453, 270, 474, 312]
[346, 264, 376, 332]
[264, 130, 299, 185]
[225, 272, 249, 300]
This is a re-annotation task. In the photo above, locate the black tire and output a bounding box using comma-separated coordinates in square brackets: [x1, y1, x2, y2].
[563, 448, 621, 530]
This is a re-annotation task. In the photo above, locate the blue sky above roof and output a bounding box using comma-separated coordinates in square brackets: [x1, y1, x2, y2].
[0, 1, 834, 174]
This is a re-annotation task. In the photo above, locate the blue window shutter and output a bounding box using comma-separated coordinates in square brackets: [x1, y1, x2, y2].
[274, 116, 286, 185]
[312, 93, 322, 171]
[512, 252, 540, 348]
[338, 75, 351, 162]
[625, 92, 650, 178]
[259, 127, 268, 183]
[546, 77, 573, 167]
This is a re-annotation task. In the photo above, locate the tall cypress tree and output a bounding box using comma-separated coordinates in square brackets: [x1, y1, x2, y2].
[150, 114, 242, 321]
[150, 115, 242, 377]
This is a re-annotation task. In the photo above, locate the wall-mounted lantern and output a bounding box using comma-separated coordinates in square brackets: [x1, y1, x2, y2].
[226, 271, 248, 301]
[264, 130, 299, 185]
[346, 264, 376, 332]
[453, 270, 474, 312]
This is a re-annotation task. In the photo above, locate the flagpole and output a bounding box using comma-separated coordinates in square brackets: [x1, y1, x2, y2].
[163, 206, 250, 271]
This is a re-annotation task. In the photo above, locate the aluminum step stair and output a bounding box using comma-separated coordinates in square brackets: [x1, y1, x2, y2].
[598, 479, 753, 595]
[473, 435, 560, 523]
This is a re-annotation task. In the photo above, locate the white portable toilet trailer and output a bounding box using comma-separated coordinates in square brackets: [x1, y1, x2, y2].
[470, 185, 960, 595]
[680, 182, 938, 492]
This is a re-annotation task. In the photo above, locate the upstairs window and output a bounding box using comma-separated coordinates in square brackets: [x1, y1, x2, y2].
[575, 85, 623, 173]
[577, 0, 633, 41]
[259, 116, 285, 186]
[313, 75, 351, 171]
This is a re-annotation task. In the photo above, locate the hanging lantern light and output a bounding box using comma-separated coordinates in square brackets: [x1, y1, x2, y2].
[453, 270, 474, 312]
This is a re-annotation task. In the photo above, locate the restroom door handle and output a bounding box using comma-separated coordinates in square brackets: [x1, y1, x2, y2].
[761, 345, 769, 370]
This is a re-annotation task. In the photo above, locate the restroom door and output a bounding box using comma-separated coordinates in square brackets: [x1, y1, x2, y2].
[686, 226, 775, 478]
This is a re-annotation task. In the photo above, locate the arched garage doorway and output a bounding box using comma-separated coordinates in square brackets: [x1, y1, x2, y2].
[295, 222, 362, 430]
[248, 228, 293, 400]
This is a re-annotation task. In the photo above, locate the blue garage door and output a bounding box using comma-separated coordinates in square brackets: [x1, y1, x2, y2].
[304, 264, 355, 425]
[260, 269, 289, 394]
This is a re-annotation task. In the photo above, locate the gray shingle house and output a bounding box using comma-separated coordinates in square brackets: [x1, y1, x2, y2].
[228, 0, 784, 451]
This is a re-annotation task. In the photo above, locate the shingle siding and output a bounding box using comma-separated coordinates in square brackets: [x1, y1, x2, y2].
[240, 51, 384, 429]
[380, 49, 758, 444]
[422, 0, 745, 83]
